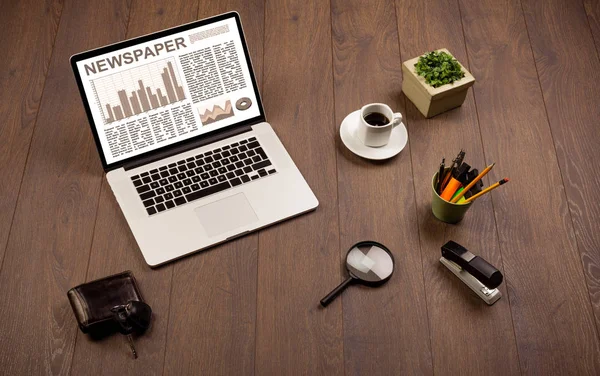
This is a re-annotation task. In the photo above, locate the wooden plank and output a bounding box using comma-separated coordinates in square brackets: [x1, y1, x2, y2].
[330, 1, 432, 374]
[460, 0, 600, 373]
[0, 0, 62, 267]
[523, 0, 600, 348]
[584, 0, 600, 55]
[162, 2, 264, 375]
[0, 0, 129, 374]
[255, 0, 344, 374]
[394, 0, 521, 374]
[68, 1, 196, 374]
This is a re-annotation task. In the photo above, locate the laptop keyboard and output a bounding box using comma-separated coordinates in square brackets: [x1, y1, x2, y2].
[130, 137, 276, 216]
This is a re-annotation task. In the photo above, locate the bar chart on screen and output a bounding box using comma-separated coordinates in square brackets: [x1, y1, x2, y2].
[91, 57, 186, 125]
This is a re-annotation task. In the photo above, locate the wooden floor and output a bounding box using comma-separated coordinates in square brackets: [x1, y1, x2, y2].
[1, 0, 600, 374]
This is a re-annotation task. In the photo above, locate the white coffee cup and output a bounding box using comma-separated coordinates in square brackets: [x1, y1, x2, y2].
[356, 103, 402, 147]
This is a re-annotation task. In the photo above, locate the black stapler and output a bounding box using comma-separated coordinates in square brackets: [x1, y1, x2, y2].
[440, 241, 503, 305]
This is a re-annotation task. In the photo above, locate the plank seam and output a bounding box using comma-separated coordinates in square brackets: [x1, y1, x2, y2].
[582, 0, 600, 62]
[392, 1, 435, 374]
[0, 0, 66, 278]
[518, 0, 600, 345]
[253, 1, 267, 375]
[160, 265, 176, 376]
[455, 1, 524, 373]
[329, 1, 346, 374]
[394, 0, 435, 375]
[67, 1, 134, 373]
[67, 174, 106, 376]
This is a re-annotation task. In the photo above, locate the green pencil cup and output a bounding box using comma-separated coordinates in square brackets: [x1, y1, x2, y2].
[431, 171, 472, 224]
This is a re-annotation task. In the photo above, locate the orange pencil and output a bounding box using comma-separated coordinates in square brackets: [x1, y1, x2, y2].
[451, 163, 495, 203]
[463, 178, 509, 203]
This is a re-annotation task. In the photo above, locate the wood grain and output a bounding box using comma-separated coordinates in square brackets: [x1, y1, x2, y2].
[162, 2, 263, 375]
[330, 0, 432, 374]
[255, 0, 344, 374]
[1, 0, 600, 374]
[0, 0, 129, 374]
[394, 0, 521, 374]
[69, 1, 196, 374]
[0, 0, 62, 268]
[523, 0, 600, 348]
[460, 0, 600, 373]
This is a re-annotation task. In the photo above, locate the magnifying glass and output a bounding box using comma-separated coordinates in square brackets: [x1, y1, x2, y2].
[320, 241, 395, 307]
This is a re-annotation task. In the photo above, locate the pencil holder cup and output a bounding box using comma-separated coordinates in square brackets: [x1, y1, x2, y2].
[431, 171, 472, 224]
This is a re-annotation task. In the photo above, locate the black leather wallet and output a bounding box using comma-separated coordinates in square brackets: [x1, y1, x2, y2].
[67, 271, 144, 336]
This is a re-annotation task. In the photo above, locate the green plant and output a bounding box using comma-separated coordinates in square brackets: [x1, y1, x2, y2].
[414, 51, 465, 88]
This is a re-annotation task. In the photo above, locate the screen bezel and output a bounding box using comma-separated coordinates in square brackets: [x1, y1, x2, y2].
[70, 12, 265, 172]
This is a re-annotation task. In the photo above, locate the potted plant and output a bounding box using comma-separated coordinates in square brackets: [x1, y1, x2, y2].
[402, 49, 475, 118]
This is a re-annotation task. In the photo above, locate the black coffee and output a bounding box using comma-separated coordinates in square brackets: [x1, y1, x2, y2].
[363, 112, 390, 126]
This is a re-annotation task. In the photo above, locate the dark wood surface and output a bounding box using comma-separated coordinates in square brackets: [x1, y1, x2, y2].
[1, 0, 599, 374]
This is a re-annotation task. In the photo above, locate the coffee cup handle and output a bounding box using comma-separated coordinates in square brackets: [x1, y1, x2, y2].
[391, 112, 402, 128]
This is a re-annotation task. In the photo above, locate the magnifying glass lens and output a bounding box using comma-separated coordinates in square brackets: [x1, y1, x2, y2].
[346, 244, 394, 282]
[320, 241, 394, 307]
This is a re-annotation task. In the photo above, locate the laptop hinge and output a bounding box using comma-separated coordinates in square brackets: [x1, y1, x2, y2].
[123, 125, 253, 171]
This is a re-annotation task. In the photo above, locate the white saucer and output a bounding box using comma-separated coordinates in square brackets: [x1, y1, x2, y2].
[340, 110, 408, 160]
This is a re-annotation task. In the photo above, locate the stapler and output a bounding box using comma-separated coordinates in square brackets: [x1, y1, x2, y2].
[440, 241, 503, 305]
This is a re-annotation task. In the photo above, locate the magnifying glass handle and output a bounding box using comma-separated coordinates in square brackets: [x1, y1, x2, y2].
[320, 277, 354, 307]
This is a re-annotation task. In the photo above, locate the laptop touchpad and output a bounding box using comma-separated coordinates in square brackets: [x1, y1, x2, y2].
[194, 193, 258, 237]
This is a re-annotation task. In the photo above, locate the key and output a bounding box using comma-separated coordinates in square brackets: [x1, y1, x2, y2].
[111, 301, 152, 359]
[126, 334, 138, 359]
[252, 160, 272, 170]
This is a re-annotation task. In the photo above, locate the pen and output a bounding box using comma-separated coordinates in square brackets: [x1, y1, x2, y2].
[451, 163, 495, 203]
[437, 158, 445, 193]
[455, 150, 466, 169]
[463, 178, 509, 203]
[440, 149, 465, 192]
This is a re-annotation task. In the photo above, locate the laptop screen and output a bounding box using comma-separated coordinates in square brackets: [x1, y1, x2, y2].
[71, 13, 263, 169]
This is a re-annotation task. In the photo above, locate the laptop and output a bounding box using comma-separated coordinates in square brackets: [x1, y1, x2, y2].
[71, 12, 318, 267]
